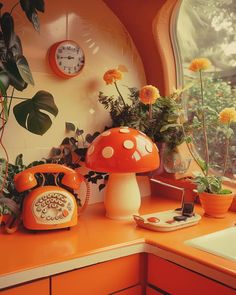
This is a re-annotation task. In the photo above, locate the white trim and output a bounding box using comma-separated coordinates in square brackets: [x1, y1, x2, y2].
[1, 242, 236, 290]
[0, 242, 145, 290]
[170, 0, 183, 88]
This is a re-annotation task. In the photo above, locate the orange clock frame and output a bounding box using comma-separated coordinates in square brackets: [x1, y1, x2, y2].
[48, 40, 85, 79]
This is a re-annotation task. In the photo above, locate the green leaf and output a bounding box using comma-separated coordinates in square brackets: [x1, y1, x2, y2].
[31, 11, 40, 32]
[20, 0, 44, 32]
[219, 189, 232, 194]
[185, 136, 192, 144]
[13, 90, 58, 135]
[15, 154, 23, 166]
[160, 123, 181, 132]
[11, 35, 23, 57]
[99, 184, 106, 191]
[0, 12, 15, 48]
[76, 128, 84, 136]
[20, 0, 31, 12]
[0, 71, 10, 93]
[34, 0, 45, 12]
[196, 158, 207, 172]
[16, 55, 34, 86]
[65, 122, 75, 132]
[3, 59, 27, 91]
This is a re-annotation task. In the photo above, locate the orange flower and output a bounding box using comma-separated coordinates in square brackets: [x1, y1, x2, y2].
[219, 107, 236, 124]
[103, 69, 123, 85]
[139, 85, 160, 105]
[189, 58, 211, 72]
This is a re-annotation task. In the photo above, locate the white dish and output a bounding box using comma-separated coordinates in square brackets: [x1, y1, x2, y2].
[185, 226, 236, 262]
[133, 209, 201, 232]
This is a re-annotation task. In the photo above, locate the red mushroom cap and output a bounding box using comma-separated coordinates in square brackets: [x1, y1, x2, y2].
[85, 127, 160, 173]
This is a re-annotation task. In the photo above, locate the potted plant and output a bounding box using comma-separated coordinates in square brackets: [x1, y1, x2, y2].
[98, 66, 189, 176]
[180, 58, 236, 218]
[0, 154, 46, 231]
[0, 0, 58, 218]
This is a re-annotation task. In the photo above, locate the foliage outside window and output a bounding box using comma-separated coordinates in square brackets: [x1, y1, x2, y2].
[176, 0, 236, 179]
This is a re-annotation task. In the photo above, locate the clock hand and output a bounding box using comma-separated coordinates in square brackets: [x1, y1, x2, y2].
[59, 56, 75, 59]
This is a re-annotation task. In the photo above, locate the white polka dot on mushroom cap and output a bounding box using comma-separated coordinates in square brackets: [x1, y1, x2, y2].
[123, 140, 134, 149]
[145, 143, 153, 153]
[87, 144, 95, 155]
[101, 130, 111, 136]
[102, 146, 114, 158]
[133, 151, 141, 161]
[119, 128, 130, 134]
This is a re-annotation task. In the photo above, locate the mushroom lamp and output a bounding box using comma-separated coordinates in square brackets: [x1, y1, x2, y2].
[85, 127, 160, 220]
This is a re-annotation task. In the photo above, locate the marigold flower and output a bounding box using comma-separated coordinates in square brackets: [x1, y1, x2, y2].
[103, 69, 123, 85]
[219, 107, 236, 124]
[139, 85, 160, 105]
[189, 58, 211, 72]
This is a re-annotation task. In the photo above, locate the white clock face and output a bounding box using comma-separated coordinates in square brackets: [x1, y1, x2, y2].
[55, 42, 85, 76]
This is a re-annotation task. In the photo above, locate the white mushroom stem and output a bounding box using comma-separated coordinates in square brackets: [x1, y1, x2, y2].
[104, 173, 141, 220]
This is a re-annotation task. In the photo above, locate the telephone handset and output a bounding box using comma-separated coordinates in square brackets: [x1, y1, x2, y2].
[14, 163, 89, 230]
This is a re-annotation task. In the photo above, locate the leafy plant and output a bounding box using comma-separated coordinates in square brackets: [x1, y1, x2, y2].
[179, 58, 236, 194]
[99, 68, 185, 151]
[0, 154, 45, 216]
[186, 76, 236, 178]
[49, 122, 108, 191]
[193, 173, 232, 194]
[0, 0, 58, 135]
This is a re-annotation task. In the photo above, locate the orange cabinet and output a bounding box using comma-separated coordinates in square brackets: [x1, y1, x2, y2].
[0, 278, 49, 295]
[112, 284, 142, 294]
[146, 286, 163, 295]
[52, 254, 144, 295]
[148, 254, 236, 295]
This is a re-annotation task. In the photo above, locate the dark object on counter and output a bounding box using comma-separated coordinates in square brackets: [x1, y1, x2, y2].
[173, 215, 187, 221]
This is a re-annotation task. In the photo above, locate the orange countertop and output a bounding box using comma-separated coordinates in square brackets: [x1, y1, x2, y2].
[1, 195, 236, 289]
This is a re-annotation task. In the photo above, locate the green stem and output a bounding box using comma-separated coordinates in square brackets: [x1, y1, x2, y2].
[149, 103, 153, 120]
[10, 1, 20, 15]
[7, 88, 15, 117]
[222, 123, 230, 176]
[114, 81, 126, 107]
[6, 95, 28, 100]
[181, 124, 206, 176]
[199, 70, 209, 174]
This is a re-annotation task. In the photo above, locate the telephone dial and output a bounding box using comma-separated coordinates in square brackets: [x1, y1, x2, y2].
[14, 164, 90, 230]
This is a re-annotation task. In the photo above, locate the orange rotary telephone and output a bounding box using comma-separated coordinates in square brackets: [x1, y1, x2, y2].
[14, 164, 89, 230]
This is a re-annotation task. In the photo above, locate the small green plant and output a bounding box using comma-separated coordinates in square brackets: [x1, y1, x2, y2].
[0, 154, 45, 216]
[193, 174, 232, 194]
[181, 58, 236, 194]
[49, 122, 108, 191]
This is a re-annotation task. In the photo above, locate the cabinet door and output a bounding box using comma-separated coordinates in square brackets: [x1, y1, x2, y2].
[112, 284, 142, 295]
[52, 254, 143, 295]
[1, 278, 49, 295]
[148, 254, 236, 295]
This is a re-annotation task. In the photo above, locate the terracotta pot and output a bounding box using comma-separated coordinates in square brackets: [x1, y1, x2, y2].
[199, 191, 234, 218]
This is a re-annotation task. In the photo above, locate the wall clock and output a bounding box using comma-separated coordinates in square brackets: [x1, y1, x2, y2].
[48, 40, 85, 79]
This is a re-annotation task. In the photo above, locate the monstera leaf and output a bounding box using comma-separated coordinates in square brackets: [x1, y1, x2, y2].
[13, 90, 58, 135]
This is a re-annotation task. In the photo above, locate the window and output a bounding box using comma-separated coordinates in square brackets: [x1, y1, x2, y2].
[175, 0, 236, 179]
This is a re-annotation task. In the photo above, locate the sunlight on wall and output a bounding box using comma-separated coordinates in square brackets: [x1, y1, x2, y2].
[1, 0, 146, 203]
[2, 0, 146, 163]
